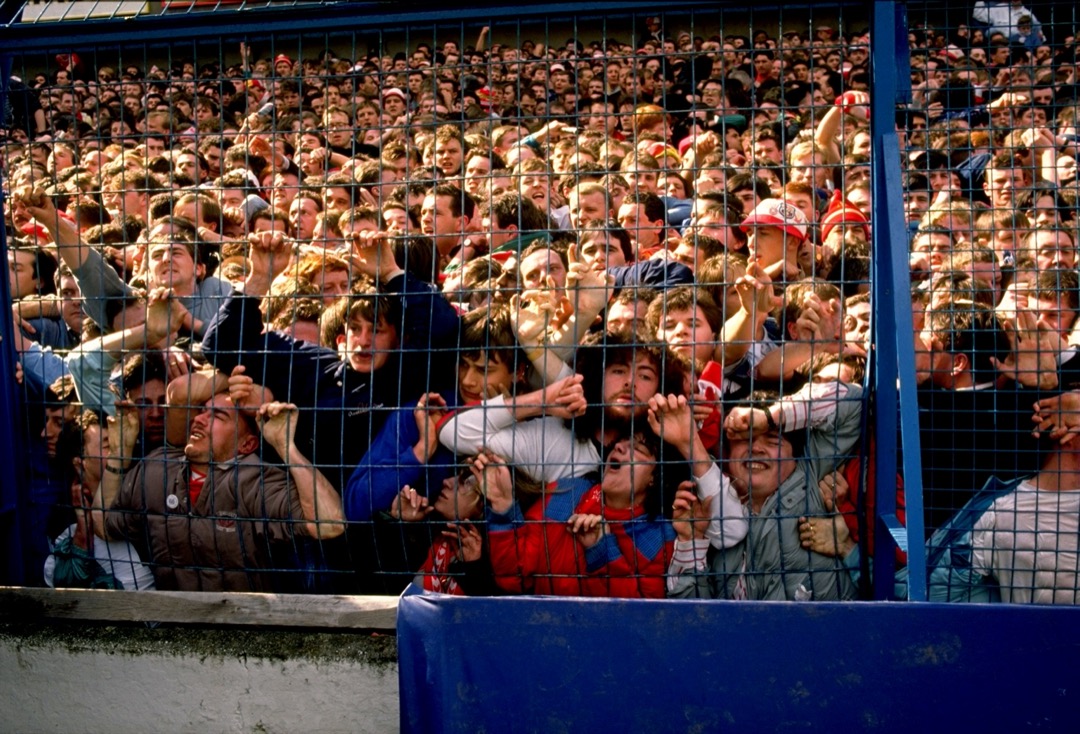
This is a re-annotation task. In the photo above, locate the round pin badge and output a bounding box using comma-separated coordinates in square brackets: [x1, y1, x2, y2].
[166, 494, 180, 510]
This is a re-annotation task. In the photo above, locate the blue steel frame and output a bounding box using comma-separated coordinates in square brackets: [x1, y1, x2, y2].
[3, 0, 909, 596]
[869, 1, 926, 600]
[0, 1, 874, 50]
[0, 54, 28, 584]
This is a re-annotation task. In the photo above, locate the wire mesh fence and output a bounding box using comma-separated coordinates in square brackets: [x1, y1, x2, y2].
[2, 0, 1078, 604]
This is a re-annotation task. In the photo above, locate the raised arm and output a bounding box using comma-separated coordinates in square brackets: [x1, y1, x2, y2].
[728, 380, 864, 481]
[720, 260, 778, 365]
[17, 186, 131, 330]
[475, 453, 538, 594]
[257, 402, 346, 539]
[63, 292, 176, 417]
[678, 131, 721, 180]
[559, 244, 614, 349]
[242, 231, 293, 297]
[350, 228, 460, 344]
[754, 293, 843, 381]
[91, 406, 140, 541]
[814, 91, 869, 161]
[510, 288, 574, 386]
[344, 393, 455, 522]
[1026, 127, 1060, 186]
[16, 185, 92, 270]
[15, 341, 68, 399]
[647, 394, 749, 549]
[164, 368, 229, 448]
[201, 288, 338, 405]
[437, 374, 589, 482]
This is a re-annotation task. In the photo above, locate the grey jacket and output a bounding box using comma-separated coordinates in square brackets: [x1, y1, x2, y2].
[670, 383, 863, 601]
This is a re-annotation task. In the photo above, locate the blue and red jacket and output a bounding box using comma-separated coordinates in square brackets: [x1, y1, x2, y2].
[487, 477, 676, 598]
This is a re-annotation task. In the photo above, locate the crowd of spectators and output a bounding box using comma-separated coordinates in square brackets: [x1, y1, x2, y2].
[4, 2, 1080, 603]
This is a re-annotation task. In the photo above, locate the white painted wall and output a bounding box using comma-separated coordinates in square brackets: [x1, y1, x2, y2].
[0, 634, 399, 733]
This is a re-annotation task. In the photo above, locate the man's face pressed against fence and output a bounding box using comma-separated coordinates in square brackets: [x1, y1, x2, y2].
[602, 435, 657, 505]
[42, 407, 67, 458]
[340, 314, 399, 373]
[725, 429, 795, 510]
[432, 473, 484, 521]
[579, 234, 627, 272]
[520, 249, 567, 290]
[147, 242, 198, 295]
[185, 395, 258, 466]
[458, 353, 518, 404]
[656, 306, 716, 366]
[603, 355, 660, 422]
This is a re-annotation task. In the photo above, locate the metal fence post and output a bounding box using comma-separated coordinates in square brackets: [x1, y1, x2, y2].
[870, 0, 926, 600]
[0, 54, 28, 585]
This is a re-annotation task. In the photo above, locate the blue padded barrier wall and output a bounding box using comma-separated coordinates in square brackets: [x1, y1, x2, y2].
[398, 592, 1080, 733]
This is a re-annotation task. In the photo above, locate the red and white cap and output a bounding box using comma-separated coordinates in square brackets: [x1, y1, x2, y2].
[944, 45, 966, 62]
[382, 87, 407, 101]
[740, 198, 808, 241]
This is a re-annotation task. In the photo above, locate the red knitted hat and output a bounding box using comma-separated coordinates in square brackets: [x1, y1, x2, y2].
[820, 190, 869, 242]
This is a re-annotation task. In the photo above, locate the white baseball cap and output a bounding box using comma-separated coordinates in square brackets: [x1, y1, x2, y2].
[740, 198, 809, 241]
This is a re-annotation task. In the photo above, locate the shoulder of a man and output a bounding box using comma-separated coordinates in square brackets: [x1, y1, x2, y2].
[229, 452, 288, 487]
[112, 446, 186, 510]
[230, 454, 298, 520]
[611, 258, 694, 290]
[199, 276, 235, 299]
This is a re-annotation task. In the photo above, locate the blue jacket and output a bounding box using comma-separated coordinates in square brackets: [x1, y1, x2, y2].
[610, 259, 695, 291]
[24, 318, 79, 352]
[19, 342, 68, 400]
[344, 395, 459, 522]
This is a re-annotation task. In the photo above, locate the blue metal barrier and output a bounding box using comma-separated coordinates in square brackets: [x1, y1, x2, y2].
[398, 591, 1080, 733]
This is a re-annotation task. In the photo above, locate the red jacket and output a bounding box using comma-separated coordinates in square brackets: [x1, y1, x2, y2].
[488, 477, 676, 598]
[838, 440, 907, 565]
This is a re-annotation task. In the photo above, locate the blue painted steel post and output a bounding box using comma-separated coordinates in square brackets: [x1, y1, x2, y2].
[870, 1, 927, 600]
[0, 54, 28, 584]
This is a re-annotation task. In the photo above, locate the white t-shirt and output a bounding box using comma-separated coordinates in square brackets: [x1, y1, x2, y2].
[972, 481, 1080, 604]
[44, 525, 157, 591]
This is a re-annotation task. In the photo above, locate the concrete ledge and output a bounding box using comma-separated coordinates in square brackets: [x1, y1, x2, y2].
[0, 587, 399, 629]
